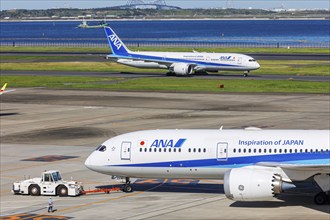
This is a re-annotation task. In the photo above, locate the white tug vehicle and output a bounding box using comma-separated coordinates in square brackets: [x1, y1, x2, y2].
[12, 170, 83, 197]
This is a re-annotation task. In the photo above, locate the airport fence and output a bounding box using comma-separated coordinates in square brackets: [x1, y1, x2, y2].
[1, 41, 329, 48]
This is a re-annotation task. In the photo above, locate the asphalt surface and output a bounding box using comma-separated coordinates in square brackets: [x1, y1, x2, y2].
[2, 70, 329, 82]
[1, 89, 329, 219]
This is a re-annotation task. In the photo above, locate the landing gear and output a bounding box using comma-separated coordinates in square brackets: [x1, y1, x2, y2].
[313, 174, 330, 205]
[122, 177, 133, 193]
[243, 71, 249, 77]
[314, 191, 330, 205]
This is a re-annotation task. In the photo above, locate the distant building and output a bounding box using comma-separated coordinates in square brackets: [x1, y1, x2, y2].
[110, 0, 181, 10]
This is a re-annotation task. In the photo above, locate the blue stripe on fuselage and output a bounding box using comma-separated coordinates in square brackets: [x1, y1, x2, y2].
[111, 152, 330, 168]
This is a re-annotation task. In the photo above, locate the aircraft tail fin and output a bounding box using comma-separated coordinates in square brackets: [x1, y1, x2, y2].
[1, 83, 7, 92]
[104, 27, 130, 56]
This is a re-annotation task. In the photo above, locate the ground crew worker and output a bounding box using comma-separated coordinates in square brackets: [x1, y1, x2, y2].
[48, 197, 53, 212]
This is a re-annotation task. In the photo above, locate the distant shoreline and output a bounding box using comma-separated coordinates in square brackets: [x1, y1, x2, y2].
[1, 17, 329, 22]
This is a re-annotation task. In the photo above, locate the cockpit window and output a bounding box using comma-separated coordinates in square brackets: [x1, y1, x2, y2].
[249, 59, 256, 62]
[95, 145, 106, 152]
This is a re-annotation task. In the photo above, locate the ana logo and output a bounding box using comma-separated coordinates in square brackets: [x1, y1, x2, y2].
[109, 34, 122, 50]
[150, 138, 186, 148]
[220, 56, 235, 61]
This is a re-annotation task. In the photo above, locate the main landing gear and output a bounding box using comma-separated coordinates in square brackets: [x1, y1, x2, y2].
[313, 174, 330, 205]
[314, 191, 330, 205]
[122, 177, 133, 193]
[243, 71, 249, 77]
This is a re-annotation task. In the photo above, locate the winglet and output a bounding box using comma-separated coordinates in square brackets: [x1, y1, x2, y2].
[104, 27, 130, 56]
[1, 83, 7, 92]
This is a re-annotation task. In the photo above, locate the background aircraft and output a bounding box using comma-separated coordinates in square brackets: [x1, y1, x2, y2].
[85, 128, 330, 205]
[77, 19, 109, 29]
[104, 26, 260, 77]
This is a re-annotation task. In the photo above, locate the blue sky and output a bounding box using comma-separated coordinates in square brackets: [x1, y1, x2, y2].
[1, 0, 329, 10]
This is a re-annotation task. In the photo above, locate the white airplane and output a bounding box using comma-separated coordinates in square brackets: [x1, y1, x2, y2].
[104, 27, 260, 77]
[0, 83, 15, 95]
[85, 128, 330, 205]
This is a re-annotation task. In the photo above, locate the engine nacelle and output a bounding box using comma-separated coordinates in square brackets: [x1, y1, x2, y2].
[224, 166, 295, 201]
[171, 63, 194, 75]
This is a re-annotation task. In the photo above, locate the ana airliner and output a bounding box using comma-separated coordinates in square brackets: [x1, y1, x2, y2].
[85, 128, 330, 205]
[104, 26, 260, 77]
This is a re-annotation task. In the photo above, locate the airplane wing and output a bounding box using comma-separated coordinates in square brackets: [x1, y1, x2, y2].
[256, 161, 329, 182]
[106, 54, 199, 69]
[257, 162, 330, 172]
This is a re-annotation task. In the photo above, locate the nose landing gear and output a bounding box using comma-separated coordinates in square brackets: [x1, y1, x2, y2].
[122, 177, 133, 193]
[243, 71, 249, 77]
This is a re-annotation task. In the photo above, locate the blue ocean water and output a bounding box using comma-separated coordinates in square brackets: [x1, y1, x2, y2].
[0, 20, 329, 47]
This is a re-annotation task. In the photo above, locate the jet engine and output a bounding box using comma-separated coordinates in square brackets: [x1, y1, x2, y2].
[170, 63, 194, 76]
[224, 166, 295, 201]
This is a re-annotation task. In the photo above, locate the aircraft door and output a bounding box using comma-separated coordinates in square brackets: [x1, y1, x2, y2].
[217, 142, 228, 161]
[238, 57, 242, 64]
[121, 142, 131, 160]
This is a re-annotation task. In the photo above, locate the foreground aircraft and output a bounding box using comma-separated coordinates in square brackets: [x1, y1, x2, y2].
[104, 26, 260, 77]
[85, 128, 330, 204]
[0, 83, 15, 95]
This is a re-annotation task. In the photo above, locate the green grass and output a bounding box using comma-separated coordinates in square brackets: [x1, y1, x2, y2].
[0, 62, 168, 73]
[1, 46, 329, 54]
[257, 60, 330, 76]
[1, 75, 329, 94]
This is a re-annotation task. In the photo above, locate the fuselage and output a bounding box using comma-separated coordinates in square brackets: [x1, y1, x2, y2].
[115, 51, 260, 71]
[104, 26, 260, 76]
[85, 129, 330, 180]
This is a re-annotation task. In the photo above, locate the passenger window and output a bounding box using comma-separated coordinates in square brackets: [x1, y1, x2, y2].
[164, 148, 167, 152]
[178, 148, 181, 153]
[144, 148, 147, 152]
[169, 148, 172, 152]
[149, 148, 152, 152]
[174, 148, 177, 153]
[233, 149, 236, 153]
[188, 148, 191, 153]
[140, 148, 142, 152]
[193, 148, 196, 153]
[154, 148, 157, 152]
[159, 148, 162, 152]
[203, 148, 206, 153]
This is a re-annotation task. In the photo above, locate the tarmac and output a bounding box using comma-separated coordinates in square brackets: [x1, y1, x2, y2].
[1, 88, 329, 219]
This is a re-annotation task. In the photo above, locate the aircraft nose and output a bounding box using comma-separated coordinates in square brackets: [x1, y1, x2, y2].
[255, 62, 260, 69]
[84, 154, 94, 170]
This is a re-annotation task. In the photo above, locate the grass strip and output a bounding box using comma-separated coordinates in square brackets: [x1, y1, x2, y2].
[1, 75, 329, 94]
